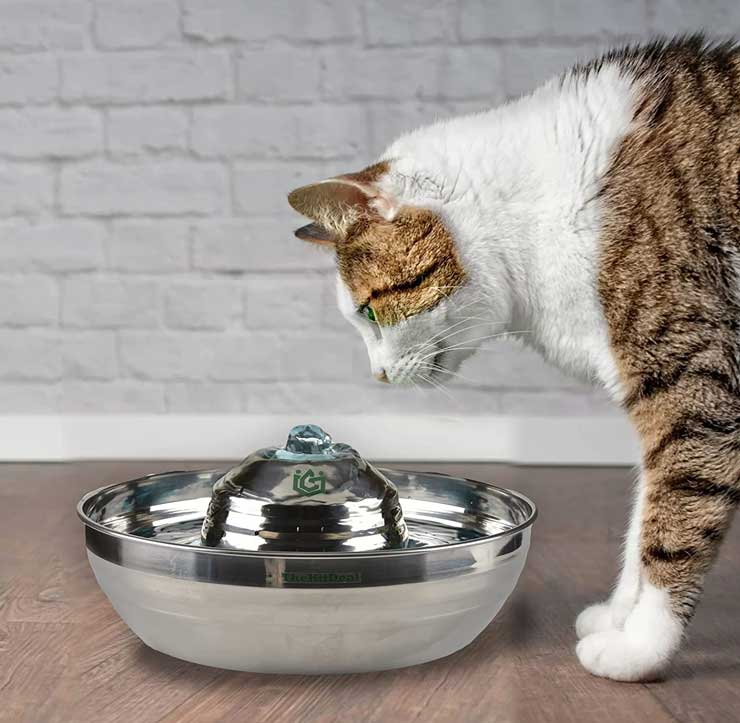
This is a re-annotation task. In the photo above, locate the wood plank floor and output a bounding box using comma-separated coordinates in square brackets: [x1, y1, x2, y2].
[2, 461, 740, 723]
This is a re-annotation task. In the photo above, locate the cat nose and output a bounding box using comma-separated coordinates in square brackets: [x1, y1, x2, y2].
[374, 370, 389, 384]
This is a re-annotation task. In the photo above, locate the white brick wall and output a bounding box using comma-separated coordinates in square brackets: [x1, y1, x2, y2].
[61, 51, 232, 104]
[1, 0, 733, 415]
[107, 108, 189, 156]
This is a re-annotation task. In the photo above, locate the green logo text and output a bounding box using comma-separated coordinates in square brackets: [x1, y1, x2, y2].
[293, 468, 326, 497]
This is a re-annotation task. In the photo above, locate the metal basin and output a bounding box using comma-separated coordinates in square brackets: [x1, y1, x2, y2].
[78, 467, 536, 674]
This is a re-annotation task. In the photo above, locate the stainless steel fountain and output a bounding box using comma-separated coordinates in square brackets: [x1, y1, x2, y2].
[200, 424, 408, 552]
[78, 424, 536, 674]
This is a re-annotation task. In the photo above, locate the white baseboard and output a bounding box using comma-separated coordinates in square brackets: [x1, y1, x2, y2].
[0, 414, 639, 465]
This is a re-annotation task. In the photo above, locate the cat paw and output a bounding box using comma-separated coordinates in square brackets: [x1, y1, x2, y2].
[575, 602, 614, 639]
[575, 585, 683, 681]
[576, 630, 669, 681]
[575, 596, 637, 639]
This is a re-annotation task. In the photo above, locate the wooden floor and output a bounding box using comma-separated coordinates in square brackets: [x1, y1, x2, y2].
[2, 461, 740, 723]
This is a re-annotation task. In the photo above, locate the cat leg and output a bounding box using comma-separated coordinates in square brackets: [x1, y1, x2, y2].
[577, 409, 739, 681]
[575, 472, 644, 638]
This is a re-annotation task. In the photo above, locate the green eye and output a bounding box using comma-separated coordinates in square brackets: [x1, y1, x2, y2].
[363, 305, 377, 323]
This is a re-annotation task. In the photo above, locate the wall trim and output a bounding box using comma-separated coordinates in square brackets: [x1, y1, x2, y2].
[0, 414, 639, 465]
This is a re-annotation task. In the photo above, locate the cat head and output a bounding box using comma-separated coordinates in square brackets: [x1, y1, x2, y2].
[288, 162, 490, 386]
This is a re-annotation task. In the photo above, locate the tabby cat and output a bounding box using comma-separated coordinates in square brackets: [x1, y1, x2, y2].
[287, 36, 740, 682]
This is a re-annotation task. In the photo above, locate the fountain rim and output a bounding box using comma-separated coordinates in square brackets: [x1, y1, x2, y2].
[77, 467, 537, 561]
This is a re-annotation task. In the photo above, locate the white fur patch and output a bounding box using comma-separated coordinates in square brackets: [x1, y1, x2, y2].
[576, 582, 683, 681]
[343, 63, 639, 394]
[576, 471, 645, 638]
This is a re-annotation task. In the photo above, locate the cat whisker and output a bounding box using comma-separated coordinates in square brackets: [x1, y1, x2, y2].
[408, 315, 484, 349]
[409, 378, 426, 398]
[410, 316, 503, 354]
[416, 362, 476, 385]
[417, 372, 457, 402]
[408, 297, 509, 349]
[417, 330, 531, 361]
[410, 321, 495, 356]
[437, 328, 531, 349]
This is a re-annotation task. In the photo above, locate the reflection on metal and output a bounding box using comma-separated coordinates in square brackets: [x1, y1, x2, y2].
[200, 424, 409, 551]
[79, 465, 536, 587]
[77, 425, 537, 673]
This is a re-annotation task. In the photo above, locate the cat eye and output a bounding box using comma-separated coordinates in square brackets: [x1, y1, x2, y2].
[360, 305, 377, 323]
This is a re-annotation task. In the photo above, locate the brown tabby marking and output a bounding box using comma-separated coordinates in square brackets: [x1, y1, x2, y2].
[339, 161, 391, 187]
[339, 206, 467, 326]
[597, 37, 740, 622]
[288, 161, 467, 326]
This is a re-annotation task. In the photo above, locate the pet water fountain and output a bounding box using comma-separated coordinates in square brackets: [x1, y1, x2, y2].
[78, 424, 536, 674]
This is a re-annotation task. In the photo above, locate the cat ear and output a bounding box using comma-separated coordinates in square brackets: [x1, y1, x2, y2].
[293, 221, 339, 246]
[288, 176, 396, 244]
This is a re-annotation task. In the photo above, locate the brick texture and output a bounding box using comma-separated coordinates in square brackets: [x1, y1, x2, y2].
[59, 161, 228, 215]
[94, 0, 180, 50]
[0, 0, 676, 414]
[61, 51, 231, 104]
[0, 275, 58, 326]
[0, 108, 101, 158]
[107, 108, 188, 156]
[0, 56, 57, 105]
[0, 1, 89, 51]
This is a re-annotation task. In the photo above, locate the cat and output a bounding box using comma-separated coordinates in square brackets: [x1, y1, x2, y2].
[286, 36, 740, 682]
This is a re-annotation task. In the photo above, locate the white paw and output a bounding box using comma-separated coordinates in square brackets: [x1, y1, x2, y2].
[575, 602, 614, 639]
[575, 596, 638, 639]
[575, 584, 683, 682]
[576, 630, 667, 681]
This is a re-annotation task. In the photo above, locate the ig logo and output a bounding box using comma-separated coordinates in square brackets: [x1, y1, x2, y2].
[292, 468, 326, 497]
